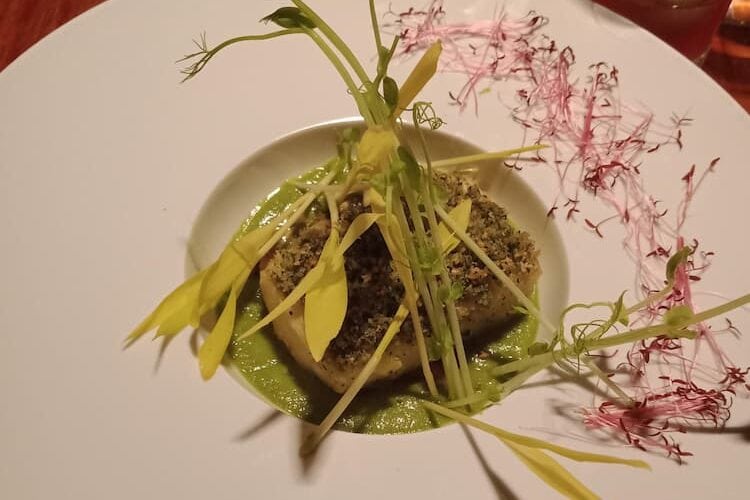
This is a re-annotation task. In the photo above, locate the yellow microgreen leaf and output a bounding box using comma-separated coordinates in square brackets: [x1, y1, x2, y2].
[125, 267, 211, 345]
[491, 427, 650, 469]
[155, 267, 218, 337]
[423, 401, 649, 470]
[305, 229, 347, 361]
[358, 126, 398, 170]
[302, 213, 382, 361]
[503, 441, 600, 500]
[194, 223, 276, 324]
[156, 308, 195, 337]
[438, 198, 472, 255]
[236, 262, 326, 341]
[198, 268, 251, 380]
[337, 213, 382, 254]
[370, 199, 418, 301]
[394, 41, 442, 119]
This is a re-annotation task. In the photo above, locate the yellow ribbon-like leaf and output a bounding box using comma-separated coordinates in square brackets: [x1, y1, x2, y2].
[338, 213, 382, 254]
[438, 198, 472, 255]
[420, 401, 648, 500]
[365, 188, 419, 303]
[198, 268, 251, 380]
[305, 229, 347, 361]
[156, 305, 197, 337]
[237, 264, 326, 341]
[394, 41, 442, 119]
[194, 223, 276, 325]
[504, 441, 600, 500]
[495, 427, 650, 469]
[304, 213, 382, 361]
[372, 209, 418, 300]
[125, 267, 211, 345]
[129, 201, 290, 346]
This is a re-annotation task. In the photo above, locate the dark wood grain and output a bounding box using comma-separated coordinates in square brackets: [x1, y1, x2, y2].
[0, 0, 103, 71]
[0, 0, 748, 112]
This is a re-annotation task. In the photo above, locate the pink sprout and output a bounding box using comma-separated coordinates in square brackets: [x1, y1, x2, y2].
[582, 379, 737, 463]
[390, 0, 748, 459]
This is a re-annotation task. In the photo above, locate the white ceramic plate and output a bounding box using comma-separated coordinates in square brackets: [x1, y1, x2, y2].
[1, 1, 748, 499]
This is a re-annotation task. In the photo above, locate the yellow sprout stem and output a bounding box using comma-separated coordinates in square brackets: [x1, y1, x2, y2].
[389, 189, 444, 397]
[301, 302, 410, 455]
[431, 145, 547, 170]
[421, 401, 649, 469]
[395, 184, 464, 399]
[255, 169, 338, 257]
[417, 177, 475, 404]
[325, 191, 340, 227]
[404, 294, 441, 397]
[292, 0, 371, 86]
[494, 293, 750, 381]
[367, 187, 442, 396]
[434, 204, 556, 333]
[368, 0, 382, 55]
[422, 401, 647, 499]
[442, 392, 493, 409]
[412, 124, 475, 405]
[301, 27, 374, 124]
[387, 212, 442, 397]
[393, 163, 474, 403]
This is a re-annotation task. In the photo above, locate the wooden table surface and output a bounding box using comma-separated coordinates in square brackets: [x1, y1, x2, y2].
[1, 0, 749, 113]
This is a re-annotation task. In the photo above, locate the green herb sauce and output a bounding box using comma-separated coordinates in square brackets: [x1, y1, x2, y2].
[226, 168, 538, 434]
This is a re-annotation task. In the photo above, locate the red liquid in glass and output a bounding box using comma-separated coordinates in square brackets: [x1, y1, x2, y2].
[596, 0, 732, 60]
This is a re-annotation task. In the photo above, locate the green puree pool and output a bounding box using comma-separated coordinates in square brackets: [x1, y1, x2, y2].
[225, 167, 538, 434]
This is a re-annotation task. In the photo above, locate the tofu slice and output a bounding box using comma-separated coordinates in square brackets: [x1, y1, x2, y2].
[259, 174, 540, 393]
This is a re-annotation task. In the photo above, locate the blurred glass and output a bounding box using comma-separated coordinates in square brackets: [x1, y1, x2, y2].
[595, 0, 732, 62]
[727, 0, 750, 23]
[703, 0, 750, 109]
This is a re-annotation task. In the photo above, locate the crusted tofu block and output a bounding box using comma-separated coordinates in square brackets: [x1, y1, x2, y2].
[259, 173, 540, 393]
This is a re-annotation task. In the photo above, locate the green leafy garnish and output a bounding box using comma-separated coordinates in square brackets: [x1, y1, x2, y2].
[382, 76, 399, 113]
[260, 7, 316, 29]
[666, 246, 692, 282]
[437, 198, 472, 254]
